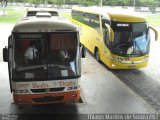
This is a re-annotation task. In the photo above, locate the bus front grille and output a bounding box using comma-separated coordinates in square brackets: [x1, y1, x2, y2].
[50, 87, 65, 92]
[30, 87, 65, 93]
[32, 96, 64, 103]
[31, 89, 46, 93]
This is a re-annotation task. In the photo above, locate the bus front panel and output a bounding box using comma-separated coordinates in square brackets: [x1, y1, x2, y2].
[12, 79, 80, 104]
[103, 21, 150, 69]
[11, 32, 81, 104]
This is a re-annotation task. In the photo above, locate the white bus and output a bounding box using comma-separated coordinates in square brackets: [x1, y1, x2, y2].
[3, 17, 85, 105]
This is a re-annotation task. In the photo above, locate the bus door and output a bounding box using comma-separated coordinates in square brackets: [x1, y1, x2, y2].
[101, 17, 112, 65]
[102, 27, 111, 65]
[8, 36, 13, 93]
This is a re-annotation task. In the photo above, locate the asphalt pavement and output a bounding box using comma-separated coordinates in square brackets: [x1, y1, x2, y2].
[0, 24, 14, 62]
[0, 62, 157, 119]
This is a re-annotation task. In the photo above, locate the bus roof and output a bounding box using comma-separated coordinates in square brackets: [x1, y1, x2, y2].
[13, 17, 78, 33]
[72, 7, 146, 23]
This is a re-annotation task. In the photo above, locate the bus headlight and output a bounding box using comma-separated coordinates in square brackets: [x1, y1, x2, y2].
[144, 56, 149, 62]
[111, 64, 115, 67]
[16, 89, 29, 93]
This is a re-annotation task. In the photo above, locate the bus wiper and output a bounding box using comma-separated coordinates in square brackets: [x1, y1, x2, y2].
[48, 64, 72, 71]
[17, 64, 47, 72]
[139, 50, 144, 56]
[17, 64, 72, 72]
[135, 42, 144, 56]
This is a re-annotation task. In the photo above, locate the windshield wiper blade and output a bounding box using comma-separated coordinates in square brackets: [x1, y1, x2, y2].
[139, 50, 145, 56]
[48, 64, 72, 71]
[135, 43, 144, 56]
[17, 64, 72, 72]
[17, 65, 46, 71]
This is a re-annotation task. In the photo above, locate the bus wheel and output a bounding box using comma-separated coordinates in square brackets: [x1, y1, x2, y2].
[95, 49, 100, 62]
[18, 105, 24, 109]
[82, 46, 86, 58]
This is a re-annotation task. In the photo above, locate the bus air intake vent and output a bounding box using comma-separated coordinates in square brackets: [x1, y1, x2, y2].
[50, 87, 65, 92]
[32, 96, 64, 103]
[30, 87, 65, 93]
[55, 29, 71, 32]
[31, 89, 46, 93]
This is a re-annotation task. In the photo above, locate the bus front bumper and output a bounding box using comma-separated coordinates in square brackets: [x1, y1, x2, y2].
[109, 61, 148, 69]
[13, 90, 80, 105]
[110, 57, 148, 69]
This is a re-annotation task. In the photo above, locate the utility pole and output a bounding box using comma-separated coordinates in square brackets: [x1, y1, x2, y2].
[100, 0, 102, 7]
[64, 0, 65, 8]
[45, 0, 47, 7]
[134, 0, 136, 11]
[34, 0, 37, 8]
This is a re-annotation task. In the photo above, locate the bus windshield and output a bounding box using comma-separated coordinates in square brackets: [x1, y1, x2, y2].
[13, 33, 80, 81]
[111, 22, 150, 57]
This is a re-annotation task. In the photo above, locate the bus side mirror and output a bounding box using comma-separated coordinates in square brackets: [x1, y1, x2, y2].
[105, 24, 114, 42]
[102, 19, 111, 28]
[3, 47, 8, 62]
[81, 46, 86, 58]
[149, 27, 159, 41]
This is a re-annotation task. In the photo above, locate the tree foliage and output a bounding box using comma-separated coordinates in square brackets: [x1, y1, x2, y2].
[6, 0, 160, 7]
[0, 0, 8, 7]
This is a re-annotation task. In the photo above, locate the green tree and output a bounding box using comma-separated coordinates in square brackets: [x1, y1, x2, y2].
[0, 0, 8, 7]
[23, 0, 43, 7]
[80, 0, 100, 6]
[147, 0, 159, 13]
[55, 0, 64, 7]
[46, 0, 64, 7]
[7, 0, 160, 7]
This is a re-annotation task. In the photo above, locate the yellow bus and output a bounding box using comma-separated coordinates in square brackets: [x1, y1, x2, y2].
[71, 7, 158, 69]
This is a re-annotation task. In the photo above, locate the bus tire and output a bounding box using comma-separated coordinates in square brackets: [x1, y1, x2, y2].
[18, 105, 24, 109]
[82, 46, 86, 58]
[95, 48, 100, 62]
